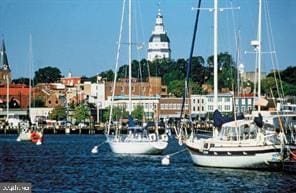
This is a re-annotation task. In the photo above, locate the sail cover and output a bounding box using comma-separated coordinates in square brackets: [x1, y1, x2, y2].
[213, 110, 244, 128]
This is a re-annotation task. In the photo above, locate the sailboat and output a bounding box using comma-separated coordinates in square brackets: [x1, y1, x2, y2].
[16, 34, 43, 145]
[183, 0, 296, 169]
[105, 0, 168, 154]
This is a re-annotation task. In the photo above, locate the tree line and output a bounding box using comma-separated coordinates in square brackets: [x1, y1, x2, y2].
[12, 53, 296, 97]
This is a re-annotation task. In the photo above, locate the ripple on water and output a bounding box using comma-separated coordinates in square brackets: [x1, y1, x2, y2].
[1, 134, 296, 192]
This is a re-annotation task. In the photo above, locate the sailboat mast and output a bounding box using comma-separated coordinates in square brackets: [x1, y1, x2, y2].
[257, 0, 262, 111]
[6, 75, 9, 118]
[213, 0, 218, 111]
[128, 0, 132, 115]
[29, 34, 32, 113]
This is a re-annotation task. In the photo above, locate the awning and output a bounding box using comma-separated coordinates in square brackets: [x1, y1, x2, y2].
[255, 97, 268, 106]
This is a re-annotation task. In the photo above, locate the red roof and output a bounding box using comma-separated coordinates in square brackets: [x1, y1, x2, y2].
[0, 86, 30, 96]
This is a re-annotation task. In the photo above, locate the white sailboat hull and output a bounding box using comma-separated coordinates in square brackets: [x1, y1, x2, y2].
[186, 142, 284, 169]
[17, 131, 32, 141]
[107, 135, 168, 154]
[189, 151, 279, 169]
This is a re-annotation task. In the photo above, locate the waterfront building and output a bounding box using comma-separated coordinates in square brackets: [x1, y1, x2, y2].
[191, 93, 233, 118]
[104, 77, 167, 100]
[0, 84, 30, 108]
[147, 6, 171, 61]
[106, 95, 160, 120]
[242, 71, 266, 83]
[60, 72, 81, 87]
[190, 95, 206, 119]
[234, 94, 256, 114]
[158, 97, 190, 119]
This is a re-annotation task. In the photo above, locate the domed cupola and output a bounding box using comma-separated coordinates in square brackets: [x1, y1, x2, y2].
[147, 6, 171, 61]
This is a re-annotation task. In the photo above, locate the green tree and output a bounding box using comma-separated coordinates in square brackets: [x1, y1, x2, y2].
[48, 106, 66, 121]
[102, 106, 128, 122]
[12, 77, 30, 85]
[73, 104, 91, 123]
[31, 96, 45, 107]
[132, 105, 144, 121]
[190, 56, 206, 84]
[168, 80, 184, 97]
[267, 66, 296, 85]
[282, 82, 296, 96]
[206, 52, 237, 90]
[34, 66, 62, 84]
[99, 70, 114, 81]
[261, 77, 289, 97]
[190, 81, 203, 94]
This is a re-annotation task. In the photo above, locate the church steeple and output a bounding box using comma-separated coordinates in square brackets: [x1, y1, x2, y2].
[0, 39, 10, 71]
[147, 2, 171, 61]
[0, 38, 12, 84]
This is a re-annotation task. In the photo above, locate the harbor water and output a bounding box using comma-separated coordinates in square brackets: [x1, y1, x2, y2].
[0, 135, 295, 192]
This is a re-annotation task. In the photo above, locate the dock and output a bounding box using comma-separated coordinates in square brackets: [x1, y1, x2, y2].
[0, 124, 106, 135]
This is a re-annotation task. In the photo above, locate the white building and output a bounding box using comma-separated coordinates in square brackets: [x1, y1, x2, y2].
[106, 95, 160, 120]
[234, 95, 255, 114]
[191, 93, 233, 118]
[147, 7, 171, 61]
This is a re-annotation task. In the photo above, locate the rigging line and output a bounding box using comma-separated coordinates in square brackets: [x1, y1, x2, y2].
[230, 0, 241, 96]
[264, 0, 285, 99]
[263, 0, 280, 98]
[107, 0, 126, 135]
[180, 0, 202, 120]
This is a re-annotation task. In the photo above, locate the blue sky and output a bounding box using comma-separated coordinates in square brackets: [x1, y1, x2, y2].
[0, 0, 295, 79]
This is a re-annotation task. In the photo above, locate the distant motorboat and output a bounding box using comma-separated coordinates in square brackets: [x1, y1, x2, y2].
[17, 123, 43, 144]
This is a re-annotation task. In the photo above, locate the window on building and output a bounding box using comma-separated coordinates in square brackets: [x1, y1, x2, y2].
[177, 104, 181, 110]
[208, 105, 213, 111]
[225, 97, 231, 102]
[165, 104, 168, 110]
[193, 106, 196, 111]
[208, 97, 213, 102]
[225, 105, 230, 111]
[173, 104, 176, 110]
[193, 99, 195, 104]
[218, 105, 222, 111]
[218, 97, 222, 102]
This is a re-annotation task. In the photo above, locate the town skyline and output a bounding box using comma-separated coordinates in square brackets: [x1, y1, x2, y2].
[1, 0, 295, 79]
